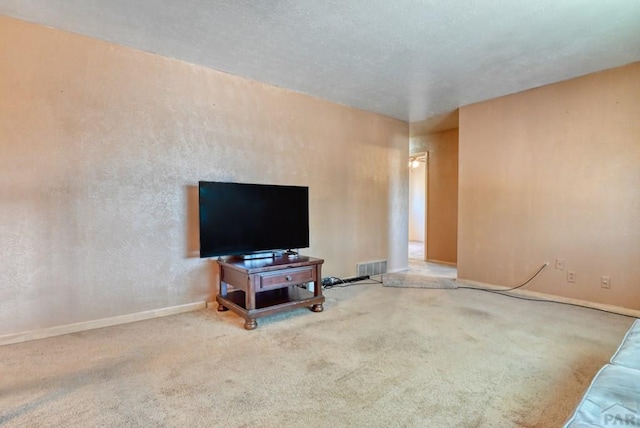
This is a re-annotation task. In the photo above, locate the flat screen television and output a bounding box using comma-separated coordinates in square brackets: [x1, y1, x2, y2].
[198, 181, 309, 258]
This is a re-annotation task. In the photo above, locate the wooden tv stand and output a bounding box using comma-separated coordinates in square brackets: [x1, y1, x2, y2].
[216, 255, 325, 330]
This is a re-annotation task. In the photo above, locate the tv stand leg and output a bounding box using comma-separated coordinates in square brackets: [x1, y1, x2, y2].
[217, 304, 228, 312]
[311, 303, 324, 312]
[244, 318, 258, 330]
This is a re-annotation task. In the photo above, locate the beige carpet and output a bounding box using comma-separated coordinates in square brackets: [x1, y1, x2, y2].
[0, 283, 633, 427]
[382, 272, 457, 289]
[384, 260, 458, 288]
[408, 259, 457, 276]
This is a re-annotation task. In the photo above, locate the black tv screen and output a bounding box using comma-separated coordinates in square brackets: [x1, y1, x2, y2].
[198, 181, 309, 258]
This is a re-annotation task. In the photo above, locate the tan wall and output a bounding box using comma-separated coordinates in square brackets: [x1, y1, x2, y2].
[0, 17, 409, 335]
[458, 62, 640, 309]
[408, 162, 425, 242]
[411, 129, 459, 264]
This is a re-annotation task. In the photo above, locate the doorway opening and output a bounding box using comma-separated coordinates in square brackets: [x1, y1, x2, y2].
[408, 152, 426, 261]
[408, 152, 457, 279]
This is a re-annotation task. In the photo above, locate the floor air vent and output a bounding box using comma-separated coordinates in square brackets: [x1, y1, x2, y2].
[356, 260, 387, 277]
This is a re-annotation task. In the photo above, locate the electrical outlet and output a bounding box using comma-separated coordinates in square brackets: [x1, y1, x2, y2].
[567, 271, 576, 283]
[555, 259, 565, 270]
[601, 276, 611, 289]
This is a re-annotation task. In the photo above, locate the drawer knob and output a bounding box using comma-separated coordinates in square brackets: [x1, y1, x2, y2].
[286, 275, 292, 281]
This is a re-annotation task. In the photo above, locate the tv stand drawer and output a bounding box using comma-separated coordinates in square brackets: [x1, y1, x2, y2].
[258, 267, 314, 290]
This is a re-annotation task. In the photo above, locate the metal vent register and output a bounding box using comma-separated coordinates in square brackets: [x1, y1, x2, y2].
[356, 260, 387, 277]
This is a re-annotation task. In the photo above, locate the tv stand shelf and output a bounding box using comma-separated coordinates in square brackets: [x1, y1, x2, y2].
[216, 255, 324, 330]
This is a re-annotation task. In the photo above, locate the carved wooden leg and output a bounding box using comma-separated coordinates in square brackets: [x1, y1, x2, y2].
[311, 303, 324, 312]
[244, 318, 258, 330]
[217, 303, 228, 312]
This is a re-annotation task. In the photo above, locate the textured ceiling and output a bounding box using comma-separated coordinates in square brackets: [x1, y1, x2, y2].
[1, 0, 640, 123]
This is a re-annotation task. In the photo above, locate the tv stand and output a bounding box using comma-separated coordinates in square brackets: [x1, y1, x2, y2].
[216, 255, 325, 330]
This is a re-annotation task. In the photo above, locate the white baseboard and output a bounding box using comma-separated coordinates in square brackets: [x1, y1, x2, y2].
[0, 301, 207, 346]
[426, 259, 457, 267]
[457, 278, 640, 318]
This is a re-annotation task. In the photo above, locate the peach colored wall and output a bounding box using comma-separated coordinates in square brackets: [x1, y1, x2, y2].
[411, 129, 459, 264]
[0, 17, 408, 335]
[459, 63, 640, 309]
